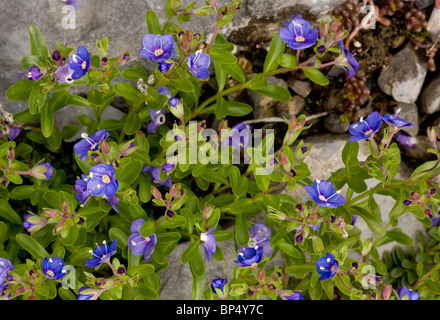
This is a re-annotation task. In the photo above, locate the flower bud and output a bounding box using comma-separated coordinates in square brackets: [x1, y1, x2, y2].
[169, 97, 184, 119]
[411, 192, 420, 201]
[101, 139, 110, 155]
[43, 209, 59, 218]
[7, 148, 15, 161]
[23, 213, 48, 234]
[170, 184, 179, 198]
[62, 201, 70, 214]
[383, 284, 392, 300]
[331, 20, 341, 32]
[52, 51, 60, 61]
[361, 236, 374, 256]
[151, 188, 162, 200]
[203, 204, 214, 221]
[320, 21, 329, 38]
[29, 162, 53, 180]
[427, 127, 437, 144]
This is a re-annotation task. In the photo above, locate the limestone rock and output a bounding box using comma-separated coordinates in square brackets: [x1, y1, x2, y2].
[420, 74, 440, 114]
[378, 43, 428, 104]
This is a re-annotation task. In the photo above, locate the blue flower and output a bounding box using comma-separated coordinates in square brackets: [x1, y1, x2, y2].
[54, 64, 75, 84]
[87, 164, 119, 199]
[139, 34, 175, 62]
[74, 174, 91, 203]
[157, 86, 172, 99]
[84, 239, 117, 268]
[187, 50, 211, 79]
[27, 66, 43, 81]
[234, 246, 264, 267]
[382, 109, 415, 128]
[68, 46, 91, 80]
[396, 134, 417, 150]
[128, 219, 157, 261]
[284, 292, 304, 300]
[142, 165, 172, 188]
[221, 122, 252, 149]
[0, 258, 14, 290]
[74, 129, 109, 160]
[105, 196, 120, 213]
[66, 0, 81, 11]
[348, 111, 382, 142]
[398, 286, 420, 300]
[77, 286, 100, 300]
[305, 179, 346, 208]
[211, 277, 227, 294]
[279, 14, 319, 50]
[201, 224, 217, 261]
[147, 107, 166, 134]
[42, 257, 67, 280]
[23, 213, 48, 233]
[316, 252, 338, 281]
[240, 223, 273, 257]
[5, 126, 22, 141]
[338, 40, 360, 79]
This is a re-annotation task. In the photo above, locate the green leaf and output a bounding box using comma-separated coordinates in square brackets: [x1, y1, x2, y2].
[209, 49, 237, 64]
[128, 264, 155, 278]
[6, 80, 34, 101]
[121, 64, 150, 82]
[286, 264, 315, 278]
[278, 53, 297, 69]
[277, 241, 301, 258]
[28, 25, 49, 57]
[235, 213, 249, 247]
[140, 220, 156, 238]
[377, 228, 414, 247]
[124, 112, 142, 135]
[169, 77, 194, 92]
[351, 205, 385, 236]
[29, 82, 47, 114]
[114, 82, 144, 103]
[252, 83, 291, 102]
[303, 68, 329, 86]
[222, 63, 246, 83]
[213, 61, 227, 92]
[215, 96, 227, 119]
[181, 240, 200, 264]
[0, 199, 22, 224]
[16, 233, 50, 260]
[115, 158, 143, 185]
[263, 33, 285, 73]
[146, 10, 162, 34]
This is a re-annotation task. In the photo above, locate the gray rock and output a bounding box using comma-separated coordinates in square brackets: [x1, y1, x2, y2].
[394, 102, 419, 137]
[415, 0, 435, 10]
[277, 133, 427, 258]
[288, 79, 313, 98]
[276, 95, 306, 119]
[420, 74, 440, 114]
[378, 43, 428, 104]
[427, 7, 440, 41]
[324, 112, 350, 134]
[248, 75, 288, 119]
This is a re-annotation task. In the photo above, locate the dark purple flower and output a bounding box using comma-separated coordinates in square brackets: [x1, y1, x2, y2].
[316, 252, 338, 281]
[234, 246, 264, 267]
[211, 277, 227, 294]
[52, 51, 60, 61]
[42, 257, 67, 280]
[201, 224, 217, 261]
[84, 240, 117, 268]
[77, 286, 100, 300]
[284, 292, 304, 300]
[27, 66, 43, 81]
[23, 213, 48, 233]
[398, 286, 420, 300]
[158, 61, 173, 73]
[142, 165, 172, 188]
[382, 109, 416, 128]
[87, 164, 119, 199]
[350, 215, 358, 226]
[305, 179, 346, 208]
[74, 129, 109, 160]
[221, 122, 252, 149]
[128, 219, 157, 261]
[396, 134, 417, 150]
[338, 40, 360, 79]
[54, 64, 75, 84]
[147, 107, 166, 134]
[162, 160, 176, 174]
[68, 46, 91, 80]
[139, 34, 175, 62]
[279, 14, 319, 50]
[348, 111, 382, 142]
[187, 50, 211, 79]
[66, 0, 81, 10]
[6, 126, 22, 141]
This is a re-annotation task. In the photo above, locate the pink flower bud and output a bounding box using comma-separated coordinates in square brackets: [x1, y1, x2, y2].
[427, 127, 437, 143]
[383, 284, 392, 300]
[170, 184, 179, 198]
[203, 204, 214, 221]
[7, 148, 15, 161]
[151, 188, 162, 200]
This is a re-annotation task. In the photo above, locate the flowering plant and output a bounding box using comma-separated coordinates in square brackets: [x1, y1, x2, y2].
[1, 0, 439, 302]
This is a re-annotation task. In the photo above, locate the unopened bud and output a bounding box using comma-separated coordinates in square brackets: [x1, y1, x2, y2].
[331, 20, 340, 32]
[383, 284, 392, 300]
[101, 140, 110, 154]
[7, 148, 15, 161]
[151, 188, 162, 200]
[427, 127, 437, 143]
[62, 201, 70, 214]
[170, 184, 179, 198]
[411, 192, 420, 201]
[203, 204, 214, 221]
[320, 21, 329, 38]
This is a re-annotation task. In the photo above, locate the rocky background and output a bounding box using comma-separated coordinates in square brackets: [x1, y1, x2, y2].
[1, 0, 440, 299]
